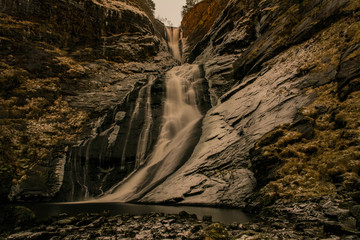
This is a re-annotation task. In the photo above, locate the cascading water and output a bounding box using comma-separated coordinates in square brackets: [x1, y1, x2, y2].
[78, 24, 208, 203]
[166, 27, 182, 62]
[121, 76, 155, 170]
[100, 64, 203, 202]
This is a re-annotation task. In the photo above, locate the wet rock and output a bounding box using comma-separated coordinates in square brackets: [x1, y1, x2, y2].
[203, 223, 230, 240]
[29, 232, 56, 240]
[342, 217, 357, 231]
[142, 31, 322, 206]
[140, 0, 360, 210]
[229, 222, 239, 230]
[202, 215, 212, 222]
[6, 232, 33, 240]
[323, 206, 350, 220]
[349, 192, 360, 203]
[55, 217, 77, 226]
[323, 221, 351, 235]
[350, 205, 360, 228]
[190, 224, 203, 233]
[337, 44, 360, 100]
[179, 211, 190, 218]
[1, 209, 355, 240]
[4, 206, 36, 229]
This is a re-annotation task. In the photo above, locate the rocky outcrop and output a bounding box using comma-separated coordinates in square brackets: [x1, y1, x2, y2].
[0, 0, 156, 53]
[55, 67, 169, 201]
[0, 0, 178, 201]
[140, 0, 360, 214]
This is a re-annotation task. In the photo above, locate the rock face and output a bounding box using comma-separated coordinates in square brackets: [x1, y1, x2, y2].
[2, 2, 360, 232]
[140, 0, 360, 209]
[181, 0, 228, 54]
[0, 0, 178, 201]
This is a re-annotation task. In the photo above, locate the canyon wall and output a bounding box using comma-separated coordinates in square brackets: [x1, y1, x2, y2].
[0, 0, 178, 201]
[141, 0, 360, 210]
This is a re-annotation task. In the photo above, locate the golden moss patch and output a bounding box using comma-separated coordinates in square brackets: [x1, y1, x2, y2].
[258, 83, 360, 202]
[0, 11, 94, 185]
[0, 94, 89, 183]
[203, 223, 230, 240]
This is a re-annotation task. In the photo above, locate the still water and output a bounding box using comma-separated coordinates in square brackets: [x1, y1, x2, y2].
[20, 202, 250, 225]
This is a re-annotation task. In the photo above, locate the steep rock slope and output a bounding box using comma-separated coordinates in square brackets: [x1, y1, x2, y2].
[142, 0, 360, 213]
[181, 0, 227, 56]
[0, 0, 177, 201]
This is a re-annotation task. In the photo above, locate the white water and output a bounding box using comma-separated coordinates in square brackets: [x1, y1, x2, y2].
[166, 27, 182, 62]
[100, 64, 203, 202]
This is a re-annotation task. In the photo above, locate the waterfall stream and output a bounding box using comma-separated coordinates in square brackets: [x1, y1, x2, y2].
[166, 27, 182, 62]
[97, 28, 205, 201]
[100, 64, 203, 202]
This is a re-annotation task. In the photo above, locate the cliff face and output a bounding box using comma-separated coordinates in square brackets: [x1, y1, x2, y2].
[181, 0, 227, 54]
[0, 0, 177, 201]
[1, 0, 360, 237]
[142, 0, 360, 215]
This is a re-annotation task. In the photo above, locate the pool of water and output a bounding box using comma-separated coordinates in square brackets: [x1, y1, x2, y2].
[18, 202, 250, 225]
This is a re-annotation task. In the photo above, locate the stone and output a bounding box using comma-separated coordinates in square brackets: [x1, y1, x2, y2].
[324, 206, 350, 220]
[179, 211, 190, 218]
[229, 222, 239, 230]
[5, 206, 36, 228]
[336, 44, 360, 100]
[323, 221, 355, 236]
[342, 217, 357, 231]
[350, 205, 360, 228]
[55, 217, 77, 226]
[202, 215, 212, 222]
[6, 232, 33, 240]
[350, 192, 360, 203]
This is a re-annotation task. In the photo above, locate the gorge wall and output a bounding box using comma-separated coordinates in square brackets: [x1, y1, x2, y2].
[1, 0, 360, 227]
[140, 0, 360, 210]
[0, 0, 180, 201]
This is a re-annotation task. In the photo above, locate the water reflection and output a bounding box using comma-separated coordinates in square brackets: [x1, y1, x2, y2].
[20, 202, 250, 225]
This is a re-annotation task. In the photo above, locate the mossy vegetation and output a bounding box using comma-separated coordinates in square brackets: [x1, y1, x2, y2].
[0, 13, 89, 190]
[202, 223, 230, 240]
[250, 0, 360, 204]
[255, 83, 360, 203]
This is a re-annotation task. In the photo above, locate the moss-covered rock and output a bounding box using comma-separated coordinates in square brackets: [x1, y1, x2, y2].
[202, 223, 230, 240]
[250, 83, 360, 205]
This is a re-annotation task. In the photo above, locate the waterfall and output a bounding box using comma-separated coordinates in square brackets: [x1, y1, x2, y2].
[100, 64, 203, 202]
[135, 76, 154, 169]
[120, 76, 155, 171]
[166, 27, 182, 62]
[68, 25, 208, 203]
